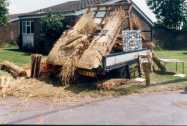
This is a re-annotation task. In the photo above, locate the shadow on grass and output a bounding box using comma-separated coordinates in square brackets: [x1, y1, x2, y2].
[180, 86, 187, 94]
[154, 70, 176, 75]
[64, 77, 147, 96]
[64, 79, 97, 94]
[182, 52, 187, 55]
[108, 85, 146, 96]
[38, 74, 64, 87]
[4, 48, 31, 56]
[151, 77, 187, 87]
[36, 69, 187, 96]
[182, 86, 187, 94]
[43, 74, 187, 96]
[65, 76, 187, 95]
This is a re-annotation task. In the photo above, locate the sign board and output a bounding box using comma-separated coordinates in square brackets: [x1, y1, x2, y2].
[122, 30, 142, 52]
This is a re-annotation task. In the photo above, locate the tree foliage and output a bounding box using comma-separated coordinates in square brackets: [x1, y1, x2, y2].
[0, 0, 8, 25]
[39, 13, 67, 53]
[147, 0, 187, 30]
[41, 13, 66, 40]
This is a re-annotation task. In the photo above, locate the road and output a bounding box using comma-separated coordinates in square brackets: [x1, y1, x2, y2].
[1, 91, 187, 125]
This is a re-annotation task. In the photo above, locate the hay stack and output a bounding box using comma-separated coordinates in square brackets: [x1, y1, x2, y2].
[60, 36, 90, 84]
[78, 9, 127, 70]
[47, 10, 97, 84]
[47, 11, 97, 66]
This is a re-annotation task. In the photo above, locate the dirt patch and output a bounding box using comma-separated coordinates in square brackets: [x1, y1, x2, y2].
[174, 100, 187, 108]
[0, 77, 114, 106]
[97, 79, 128, 89]
[0, 69, 187, 107]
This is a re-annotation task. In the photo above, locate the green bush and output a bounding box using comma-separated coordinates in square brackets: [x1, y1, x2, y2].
[41, 12, 66, 41]
[37, 13, 67, 54]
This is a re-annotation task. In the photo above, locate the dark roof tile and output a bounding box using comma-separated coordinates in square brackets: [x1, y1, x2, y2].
[36, 1, 80, 13]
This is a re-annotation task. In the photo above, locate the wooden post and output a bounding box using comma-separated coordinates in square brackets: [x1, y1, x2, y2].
[183, 62, 185, 74]
[31, 54, 42, 78]
[142, 62, 151, 86]
[137, 57, 142, 77]
[139, 55, 152, 87]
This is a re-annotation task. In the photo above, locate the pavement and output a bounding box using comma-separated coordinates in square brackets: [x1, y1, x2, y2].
[1, 91, 187, 125]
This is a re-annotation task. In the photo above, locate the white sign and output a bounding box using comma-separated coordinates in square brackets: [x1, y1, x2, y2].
[122, 30, 142, 52]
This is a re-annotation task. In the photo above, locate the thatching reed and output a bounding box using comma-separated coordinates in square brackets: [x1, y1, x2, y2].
[60, 36, 90, 85]
[73, 10, 97, 34]
[47, 11, 97, 66]
[78, 8, 128, 70]
[47, 10, 97, 85]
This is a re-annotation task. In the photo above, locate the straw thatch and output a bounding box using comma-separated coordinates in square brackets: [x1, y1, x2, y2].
[47, 10, 97, 84]
[78, 9, 127, 70]
[47, 11, 97, 66]
[60, 36, 90, 84]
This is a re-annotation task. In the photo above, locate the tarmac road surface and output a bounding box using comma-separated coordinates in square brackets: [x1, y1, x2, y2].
[1, 91, 187, 125]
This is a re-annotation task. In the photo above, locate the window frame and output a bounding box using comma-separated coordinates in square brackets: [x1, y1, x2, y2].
[22, 20, 34, 34]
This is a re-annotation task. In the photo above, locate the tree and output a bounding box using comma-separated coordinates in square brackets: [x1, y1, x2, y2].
[0, 0, 8, 25]
[147, 0, 187, 30]
[41, 13, 66, 40]
[39, 13, 67, 53]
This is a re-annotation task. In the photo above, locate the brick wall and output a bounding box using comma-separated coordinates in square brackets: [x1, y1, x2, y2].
[0, 21, 20, 43]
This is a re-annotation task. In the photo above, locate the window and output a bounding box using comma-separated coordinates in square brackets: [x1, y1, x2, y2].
[95, 11, 106, 18]
[22, 20, 34, 34]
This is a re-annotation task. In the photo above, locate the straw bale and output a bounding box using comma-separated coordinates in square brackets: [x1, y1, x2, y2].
[78, 9, 127, 70]
[47, 11, 97, 66]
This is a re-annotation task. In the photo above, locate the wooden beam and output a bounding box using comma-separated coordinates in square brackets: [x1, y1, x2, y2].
[0, 61, 27, 78]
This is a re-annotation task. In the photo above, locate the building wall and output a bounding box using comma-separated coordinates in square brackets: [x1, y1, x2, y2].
[0, 21, 20, 43]
[131, 9, 152, 42]
[18, 4, 153, 53]
[19, 15, 78, 53]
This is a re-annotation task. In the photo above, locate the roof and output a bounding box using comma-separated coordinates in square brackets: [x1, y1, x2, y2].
[9, 0, 154, 26]
[9, 13, 31, 22]
[18, 0, 108, 18]
[34, 1, 80, 13]
[103, 0, 129, 4]
[80, 0, 109, 9]
[98, 0, 154, 26]
[9, 1, 80, 21]
[131, 1, 154, 26]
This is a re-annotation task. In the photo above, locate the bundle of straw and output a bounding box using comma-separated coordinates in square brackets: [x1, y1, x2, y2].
[47, 11, 97, 66]
[47, 10, 97, 84]
[78, 8, 127, 70]
[60, 36, 90, 85]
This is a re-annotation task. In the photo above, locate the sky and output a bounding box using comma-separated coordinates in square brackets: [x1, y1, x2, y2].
[8, 0, 157, 22]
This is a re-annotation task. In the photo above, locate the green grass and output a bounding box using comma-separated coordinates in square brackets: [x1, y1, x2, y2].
[1, 45, 187, 98]
[155, 50, 187, 73]
[150, 50, 187, 83]
[0, 46, 31, 66]
[91, 50, 187, 96]
[0, 44, 187, 92]
[69, 50, 187, 97]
